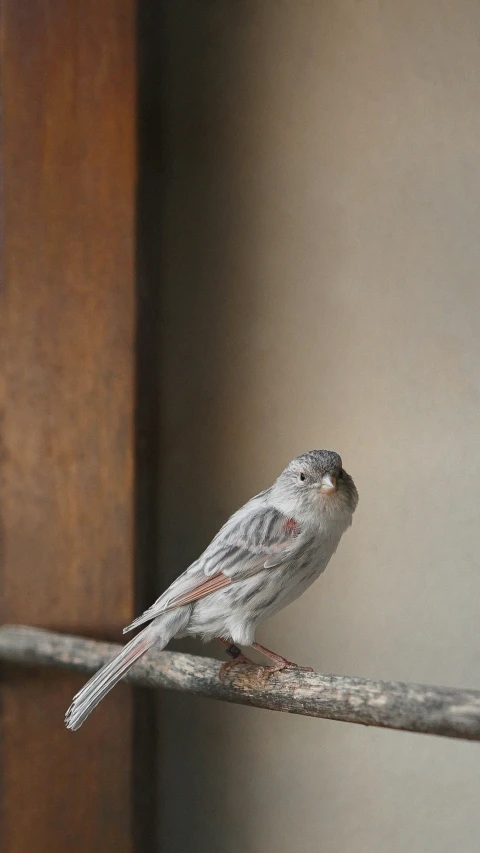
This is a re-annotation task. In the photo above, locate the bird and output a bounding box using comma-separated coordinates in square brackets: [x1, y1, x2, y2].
[65, 449, 358, 730]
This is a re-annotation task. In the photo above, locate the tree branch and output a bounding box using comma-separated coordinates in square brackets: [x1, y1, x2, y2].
[0, 625, 479, 742]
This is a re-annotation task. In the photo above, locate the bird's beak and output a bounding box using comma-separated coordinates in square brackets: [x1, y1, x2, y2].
[319, 474, 337, 495]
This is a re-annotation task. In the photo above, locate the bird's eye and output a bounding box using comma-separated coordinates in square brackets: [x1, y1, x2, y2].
[299, 472, 306, 482]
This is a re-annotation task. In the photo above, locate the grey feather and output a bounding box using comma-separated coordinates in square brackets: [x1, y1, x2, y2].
[65, 608, 190, 730]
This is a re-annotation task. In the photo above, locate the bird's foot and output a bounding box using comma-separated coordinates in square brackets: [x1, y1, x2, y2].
[218, 654, 255, 683]
[217, 639, 313, 683]
[217, 640, 257, 683]
[251, 642, 313, 680]
[256, 659, 314, 681]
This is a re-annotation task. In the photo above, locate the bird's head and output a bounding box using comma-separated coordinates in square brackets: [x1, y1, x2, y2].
[271, 449, 358, 525]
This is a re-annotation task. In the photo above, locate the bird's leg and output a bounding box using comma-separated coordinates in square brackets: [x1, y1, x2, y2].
[252, 642, 314, 677]
[217, 638, 255, 681]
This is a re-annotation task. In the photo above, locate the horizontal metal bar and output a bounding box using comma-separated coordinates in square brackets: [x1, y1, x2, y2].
[0, 625, 479, 742]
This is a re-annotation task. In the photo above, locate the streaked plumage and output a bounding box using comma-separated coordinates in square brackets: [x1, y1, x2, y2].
[66, 449, 358, 730]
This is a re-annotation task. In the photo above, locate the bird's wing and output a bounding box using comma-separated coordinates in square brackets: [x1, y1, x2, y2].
[123, 503, 300, 633]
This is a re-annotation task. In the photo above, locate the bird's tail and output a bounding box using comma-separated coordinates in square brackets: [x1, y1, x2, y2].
[65, 608, 189, 731]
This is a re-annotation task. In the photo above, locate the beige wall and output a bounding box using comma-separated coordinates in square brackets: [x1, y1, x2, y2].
[156, 3, 480, 851]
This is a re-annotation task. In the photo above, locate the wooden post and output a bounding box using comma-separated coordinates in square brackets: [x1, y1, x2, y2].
[0, 2, 136, 851]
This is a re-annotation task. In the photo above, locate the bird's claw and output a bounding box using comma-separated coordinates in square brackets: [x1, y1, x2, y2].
[218, 640, 314, 685]
[218, 655, 253, 683]
[256, 662, 314, 682]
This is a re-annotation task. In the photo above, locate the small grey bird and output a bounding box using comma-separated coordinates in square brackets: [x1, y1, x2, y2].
[65, 449, 358, 730]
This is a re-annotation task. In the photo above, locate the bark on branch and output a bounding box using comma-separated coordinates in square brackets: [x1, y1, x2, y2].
[0, 625, 479, 742]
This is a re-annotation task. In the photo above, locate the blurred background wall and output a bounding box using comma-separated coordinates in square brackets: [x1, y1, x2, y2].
[152, 2, 480, 851]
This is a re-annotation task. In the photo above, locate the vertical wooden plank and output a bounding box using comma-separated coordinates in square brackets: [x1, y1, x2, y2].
[0, 3, 136, 851]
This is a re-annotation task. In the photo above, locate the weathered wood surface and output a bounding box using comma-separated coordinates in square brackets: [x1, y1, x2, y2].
[1, 626, 480, 743]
